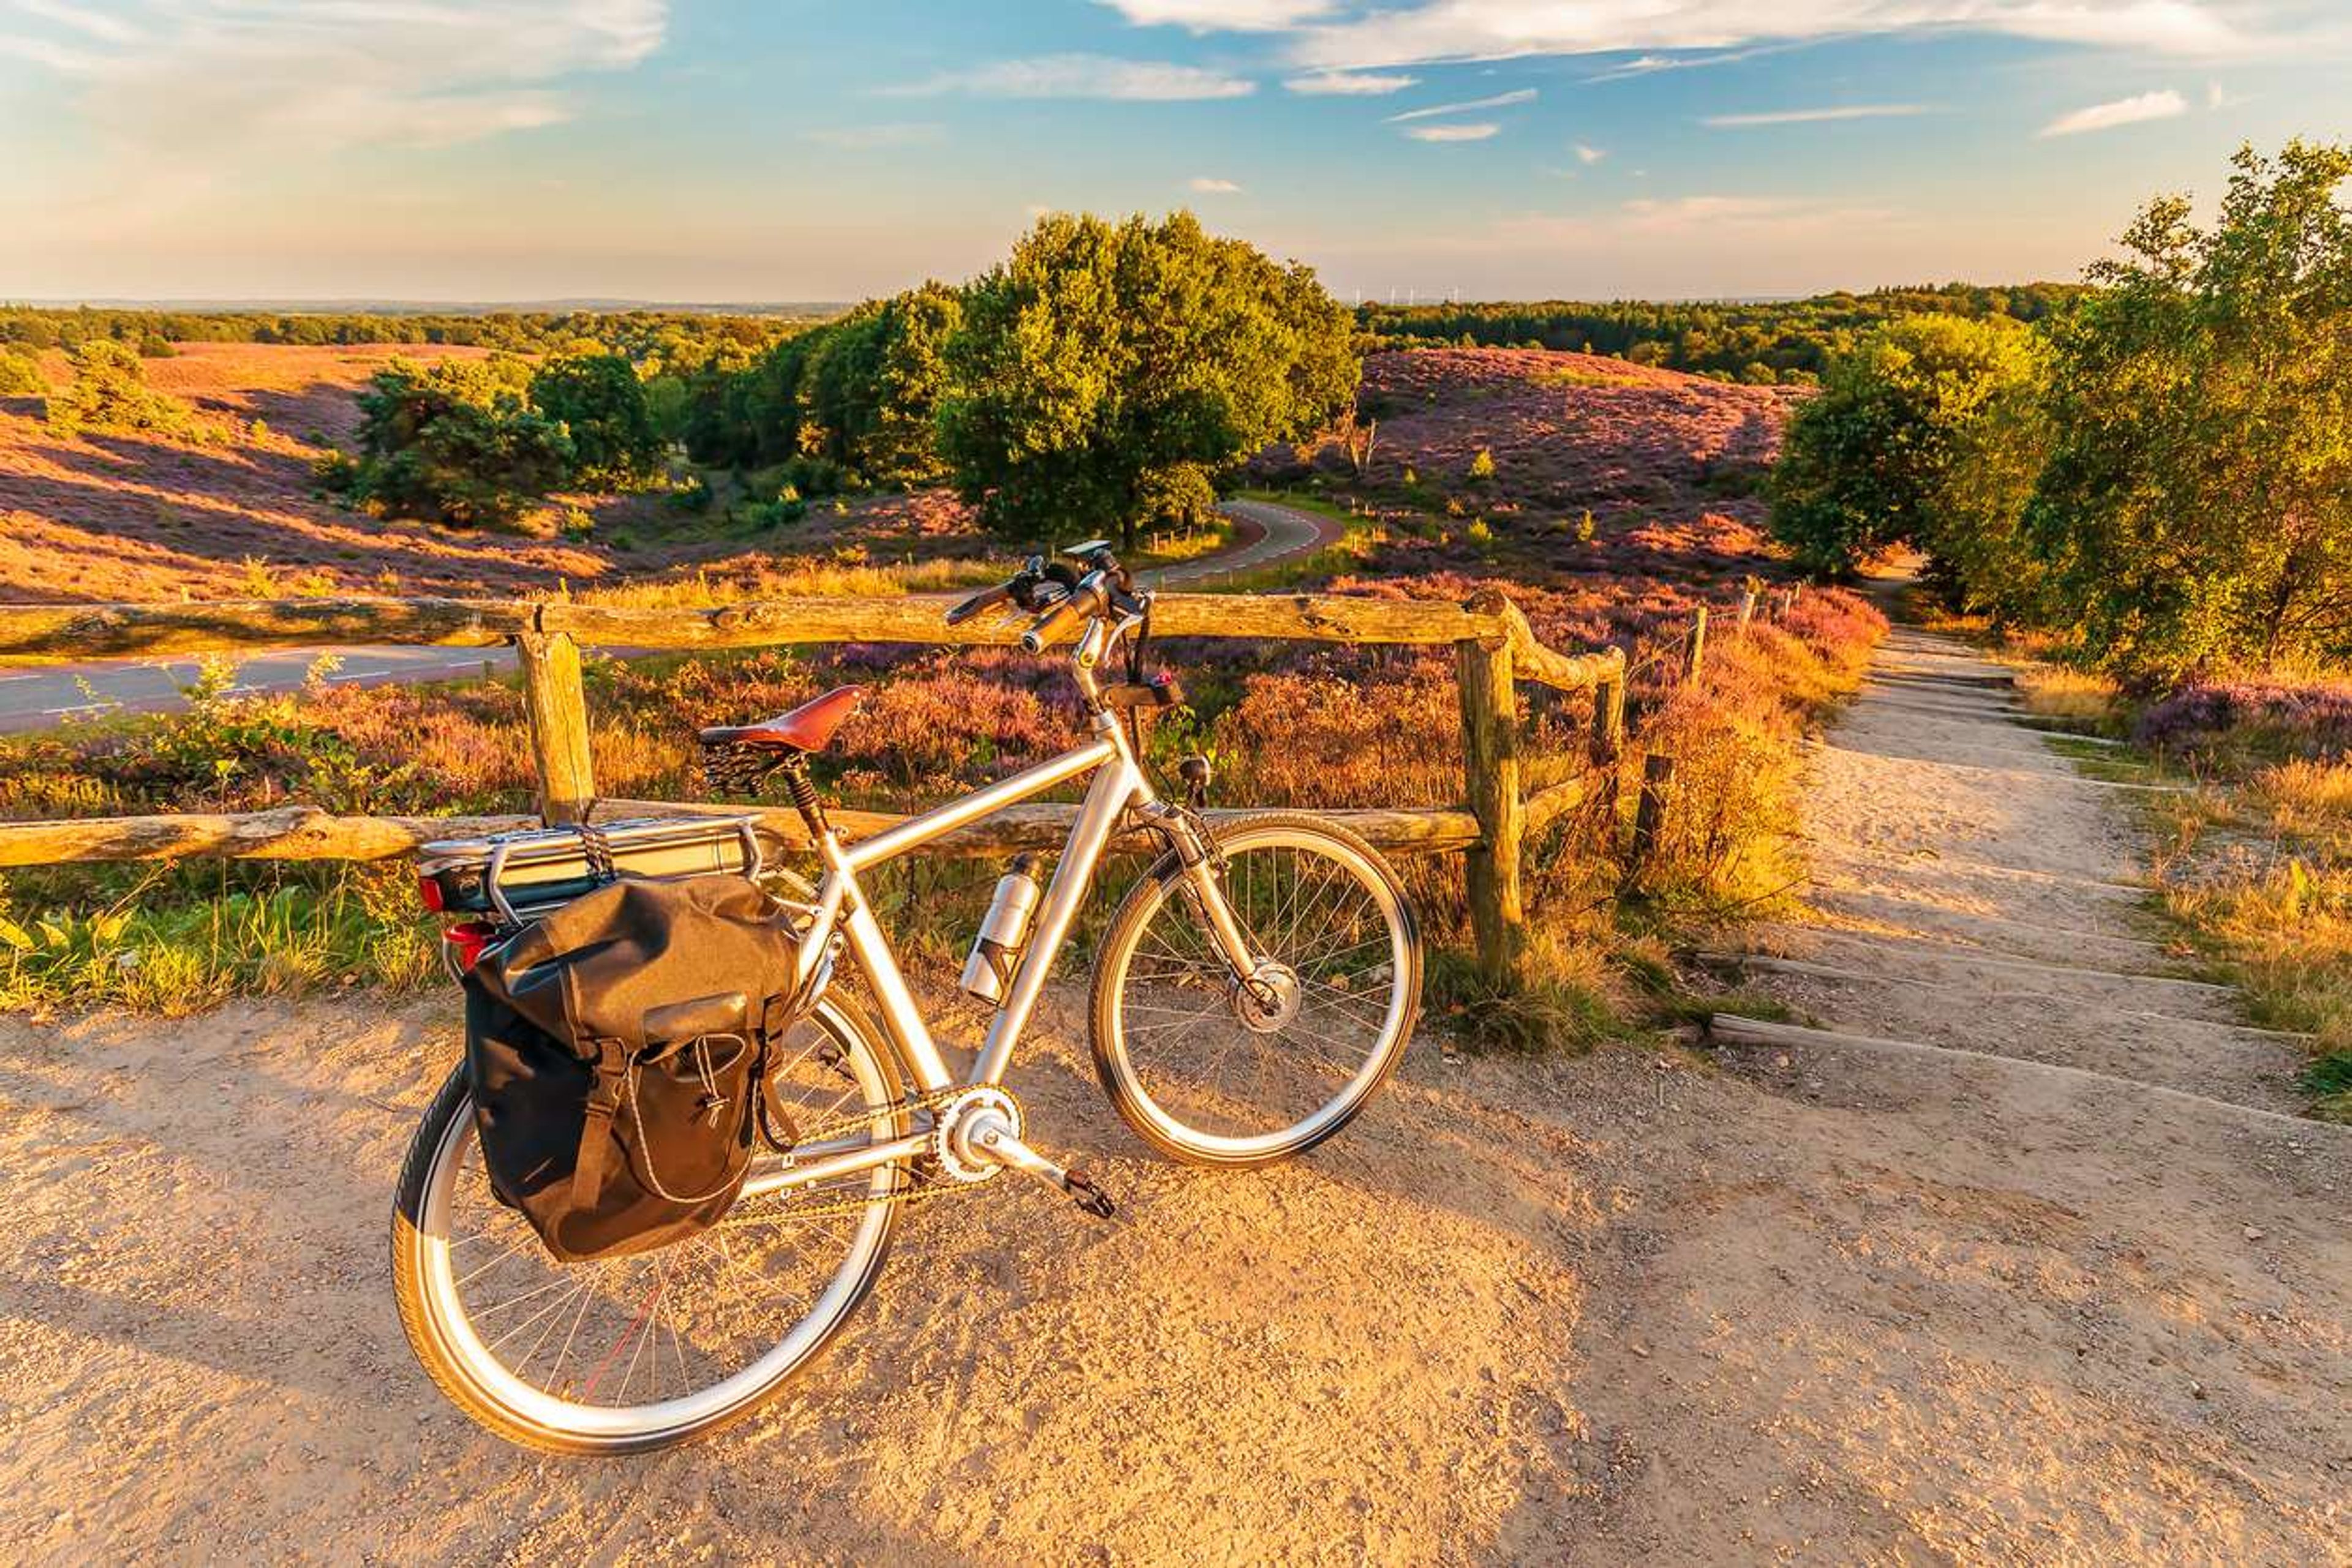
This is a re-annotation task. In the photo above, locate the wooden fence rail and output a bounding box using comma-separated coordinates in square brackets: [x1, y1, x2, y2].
[0, 588, 1628, 982]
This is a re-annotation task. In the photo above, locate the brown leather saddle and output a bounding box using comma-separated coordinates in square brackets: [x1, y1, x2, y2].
[697, 685, 864, 754]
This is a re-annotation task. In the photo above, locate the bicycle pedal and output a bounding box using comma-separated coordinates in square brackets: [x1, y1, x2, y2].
[1062, 1168, 1117, 1221]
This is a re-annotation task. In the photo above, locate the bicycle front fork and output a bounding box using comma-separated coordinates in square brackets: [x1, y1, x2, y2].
[1141, 801, 1262, 984]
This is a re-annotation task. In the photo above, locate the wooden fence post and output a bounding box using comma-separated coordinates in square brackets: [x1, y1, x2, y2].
[1627, 752, 1676, 883]
[1456, 614, 1525, 984]
[1589, 673, 1624, 768]
[1684, 605, 1709, 682]
[516, 629, 595, 826]
[1737, 587, 1758, 631]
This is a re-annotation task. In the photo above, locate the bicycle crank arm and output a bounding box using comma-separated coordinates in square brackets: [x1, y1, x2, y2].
[962, 1112, 1119, 1220]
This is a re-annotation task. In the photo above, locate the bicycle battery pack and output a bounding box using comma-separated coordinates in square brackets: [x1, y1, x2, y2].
[418, 815, 766, 922]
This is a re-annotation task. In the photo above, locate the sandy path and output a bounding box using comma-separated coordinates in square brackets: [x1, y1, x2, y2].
[1, 620, 2346, 1562]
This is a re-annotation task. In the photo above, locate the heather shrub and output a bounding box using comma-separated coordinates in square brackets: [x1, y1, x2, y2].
[2135, 679, 2352, 761]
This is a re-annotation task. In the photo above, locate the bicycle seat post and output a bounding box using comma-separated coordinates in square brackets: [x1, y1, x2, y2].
[773, 755, 833, 846]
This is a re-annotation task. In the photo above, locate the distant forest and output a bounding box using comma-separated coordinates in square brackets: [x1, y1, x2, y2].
[0, 305, 819, 372]
[4, 282, 2089, 390]
[1355, 282, 2091, 384]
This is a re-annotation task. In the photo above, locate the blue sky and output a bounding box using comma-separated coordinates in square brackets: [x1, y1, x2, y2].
[3, 1, 2348, 302]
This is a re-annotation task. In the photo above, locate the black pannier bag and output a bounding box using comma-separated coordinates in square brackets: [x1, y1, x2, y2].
[462, 873, 805, 1264]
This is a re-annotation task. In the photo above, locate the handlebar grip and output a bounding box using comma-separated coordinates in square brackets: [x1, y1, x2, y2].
[1020, 594, 1093, 654]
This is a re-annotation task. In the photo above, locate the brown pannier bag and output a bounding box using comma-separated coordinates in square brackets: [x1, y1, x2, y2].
[462, 875, 804, 1264]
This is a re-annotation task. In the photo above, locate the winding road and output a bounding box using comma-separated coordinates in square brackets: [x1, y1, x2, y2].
[0, 498, 1343, 733]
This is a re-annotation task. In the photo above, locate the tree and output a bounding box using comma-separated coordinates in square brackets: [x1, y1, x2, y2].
[0, 349, 44, 397]
[529, 351, 664, 488]
[339, 356, 571, 528]
[2026, 140, 2352, 679]
[1768, 313, 2046, 582]
[48, 338, 191, 435]
[854, 283, 963, 487]
[938, 211, 1358, 548]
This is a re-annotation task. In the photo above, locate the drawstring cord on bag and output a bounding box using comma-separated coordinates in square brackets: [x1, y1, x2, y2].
[624, 1034, 755, 1205]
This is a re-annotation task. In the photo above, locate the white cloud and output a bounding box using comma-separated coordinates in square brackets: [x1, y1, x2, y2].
[1385, 86, 1536, 122]
[1704, 104, 1934, 127]
[1614, 194, 1900, 233]
[888, 53, 1256, 100]
[1583, 41, 1812, 82]
[1283, 69, 1419, 94]
[1404, 121, 1500, 141]
[1288, 2, 2250, 71]
[803, 123, 945, 149]
[2, 1, 666, 161]
[1093, 0, 1330, 28]
[2038, 88, 2187, 136]
[13, 0, 144, 45]
[1572, 141, 1607, 164]
[1188, 175, 1243, 192]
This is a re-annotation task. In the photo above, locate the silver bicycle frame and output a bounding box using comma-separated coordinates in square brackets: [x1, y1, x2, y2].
[745, 693, 1189, 1197]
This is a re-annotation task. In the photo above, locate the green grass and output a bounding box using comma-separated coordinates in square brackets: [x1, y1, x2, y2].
[0, 863, 439, 1015]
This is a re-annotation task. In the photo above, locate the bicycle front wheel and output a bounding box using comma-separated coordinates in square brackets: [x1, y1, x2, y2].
[391, 993, 908, 1454]
[1090, 812, 1422, 1167]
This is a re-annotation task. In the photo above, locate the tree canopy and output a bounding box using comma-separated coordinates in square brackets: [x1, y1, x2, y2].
[937, 211, 1357, 547]
[48, 339, 194, 435]
[528, 351, 663, 489]
[2025, 140, 2352, 679]
[337, 356, 573, 529]
[1773, 140, 2352, 683]
[1768, 313, 2047, 592]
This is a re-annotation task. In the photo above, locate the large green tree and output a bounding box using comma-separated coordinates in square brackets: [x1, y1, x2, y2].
[938, 211, 1358, 548]
[529, 350, 664, 488]
[342, 356, 571, 529]
[2027, 140, 2352, 679]
[1767, 312, 2047, 588]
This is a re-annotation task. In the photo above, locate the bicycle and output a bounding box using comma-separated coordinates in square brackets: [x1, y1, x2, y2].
[390, 541, 1423, 1453]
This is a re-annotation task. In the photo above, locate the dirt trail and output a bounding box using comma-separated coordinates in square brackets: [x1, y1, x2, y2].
[1, 621, 2346, 1563]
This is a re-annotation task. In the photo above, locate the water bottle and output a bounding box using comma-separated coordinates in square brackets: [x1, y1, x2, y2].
[960, 854, 1042, 1004]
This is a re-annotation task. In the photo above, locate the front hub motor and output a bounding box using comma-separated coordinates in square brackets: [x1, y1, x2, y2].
[1231, 960, 1302, 1034]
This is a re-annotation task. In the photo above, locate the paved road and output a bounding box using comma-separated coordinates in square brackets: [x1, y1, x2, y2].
[0, 646, 514, 733]
[0, 498, 1346, 733]
[1148, 497, 1343, 587]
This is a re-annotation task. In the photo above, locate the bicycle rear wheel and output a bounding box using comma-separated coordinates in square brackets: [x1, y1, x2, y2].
[390, 993, 907, 1453]
[1089, 812, 1422, 1167]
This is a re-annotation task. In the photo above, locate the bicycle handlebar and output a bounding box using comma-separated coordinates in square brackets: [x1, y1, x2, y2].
[947, 547, 1143, 653]
[1020, 580, 1102, 653]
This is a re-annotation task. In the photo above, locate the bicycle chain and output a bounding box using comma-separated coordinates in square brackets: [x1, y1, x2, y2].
[725, 1081, 1021, 1231]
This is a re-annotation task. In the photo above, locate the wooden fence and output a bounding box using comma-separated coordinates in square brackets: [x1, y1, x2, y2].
[0, 588, 1638, 981]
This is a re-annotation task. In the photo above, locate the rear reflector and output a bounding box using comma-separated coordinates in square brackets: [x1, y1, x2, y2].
[444, 919, 499, 973]
[415, 873, 447, 913]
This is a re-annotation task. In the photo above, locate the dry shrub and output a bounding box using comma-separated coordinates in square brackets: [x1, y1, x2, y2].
[2017, 666, 2120, 723]
[1213, 654, 1464, 808]
[575, 554, 998, 608]
[1621, 589, 1887, 909]
[2256, 758, 2352, 822]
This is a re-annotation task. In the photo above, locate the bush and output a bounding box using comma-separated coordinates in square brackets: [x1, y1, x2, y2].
[48, 339, 196, 436]
[1768, 312, 2045, 584]
[0, 349, 47, 396]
